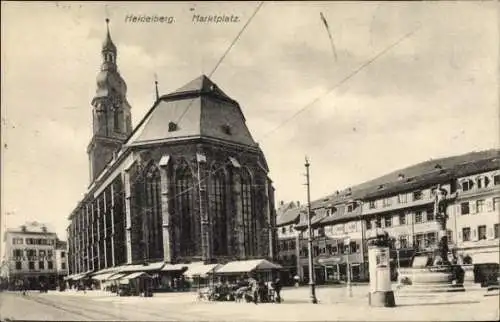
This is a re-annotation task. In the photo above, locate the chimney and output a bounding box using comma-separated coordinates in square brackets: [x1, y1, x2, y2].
[280, 200, 284, 206]
[297, 201, 300, 207]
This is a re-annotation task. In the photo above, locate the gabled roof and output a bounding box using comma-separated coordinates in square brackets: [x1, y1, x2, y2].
[276, 205, 303, 226]
[309, 149, 500, 210]
[125, 75, 257, 148]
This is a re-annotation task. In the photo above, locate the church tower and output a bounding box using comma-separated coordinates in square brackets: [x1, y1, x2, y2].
[87, 19, 132, 183]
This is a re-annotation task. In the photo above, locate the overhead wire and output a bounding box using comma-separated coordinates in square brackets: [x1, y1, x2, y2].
[68, 15, 421, 270]
[174, 1, 264, 126]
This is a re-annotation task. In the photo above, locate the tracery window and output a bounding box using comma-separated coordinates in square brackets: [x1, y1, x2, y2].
[175, 162, 196, 257]
[145, 166, 163, 260]
[210, 168, 228, 256]
[241, 168, 256, 256]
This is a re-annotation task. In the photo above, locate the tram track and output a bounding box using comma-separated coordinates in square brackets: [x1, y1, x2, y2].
[14, 293, 126, 321]
[4, 292, 236, 321]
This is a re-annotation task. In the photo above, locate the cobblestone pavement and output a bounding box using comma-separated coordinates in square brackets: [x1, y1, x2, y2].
[0, 285, 498, 321]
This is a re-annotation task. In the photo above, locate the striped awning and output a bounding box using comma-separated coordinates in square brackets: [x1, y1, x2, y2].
[122, 272, 152, 280]
[64, 272, 88, 281]
[107, 273, 127, 281]
[216, 259, 282, 274]
[184, 262, 221, 277]
[118, 261, 165, 273]
[91, 273, 116, 281]
[161, 263, 188, 272]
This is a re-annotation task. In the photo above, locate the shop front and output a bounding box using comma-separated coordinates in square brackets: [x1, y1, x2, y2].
[317, 253, 367, 283]
[117, 272, 153, 297]
[183, 262, 221, 290]
[214, 259, 283, 283]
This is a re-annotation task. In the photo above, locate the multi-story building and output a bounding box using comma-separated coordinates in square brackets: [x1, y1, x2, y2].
[2, 222, 67, 289]
[281, 149, 500, 285]
[66, 20, 277, 280]
[55, 240, 68, 282]
[275, 201, 301, 285]
[449, 168, 500, 283]
[294, 190, 368, 283]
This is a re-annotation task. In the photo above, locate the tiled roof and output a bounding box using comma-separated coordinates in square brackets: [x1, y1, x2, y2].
[125, 75, 258, 148]
[276, 201, 296, 216]
[7, 222, 55, 234]
[289, 149, 499, 229]
[167, 75, 233, 102]
[276, 206, 303, 226]
[363, 153, 499, 199]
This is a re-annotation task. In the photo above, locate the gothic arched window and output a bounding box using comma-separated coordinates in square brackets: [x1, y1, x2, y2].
[240, 168, 256, 256]
[210, 167, 227, 256]
[145, 166, 163, 260]
[175, 162, 196, 257]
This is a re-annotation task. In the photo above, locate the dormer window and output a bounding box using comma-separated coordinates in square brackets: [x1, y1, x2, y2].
[221, 124, 232, 135]
[168, 121, 178, 132]
[461, 179, 473, 191]
[476, 177, 484, 189]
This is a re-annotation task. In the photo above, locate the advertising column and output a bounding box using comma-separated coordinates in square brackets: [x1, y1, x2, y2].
[367, 234, 396, 307]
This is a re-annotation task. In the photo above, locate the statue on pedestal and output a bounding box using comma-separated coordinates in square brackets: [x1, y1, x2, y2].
[431, 185, 450, 266]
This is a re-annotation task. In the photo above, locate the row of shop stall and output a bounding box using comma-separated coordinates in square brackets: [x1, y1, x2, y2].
[64, 259, 283, 297]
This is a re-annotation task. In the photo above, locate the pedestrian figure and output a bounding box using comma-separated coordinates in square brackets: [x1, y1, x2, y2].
[249, 276, 259, 304]
[294, 275, 300, 288]
[273, 278, 282, 303]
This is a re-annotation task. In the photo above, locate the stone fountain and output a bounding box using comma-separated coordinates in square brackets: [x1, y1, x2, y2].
[398, 185, 465, 295]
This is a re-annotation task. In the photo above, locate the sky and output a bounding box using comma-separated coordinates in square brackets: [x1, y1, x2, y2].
[1, 1, 498, 242]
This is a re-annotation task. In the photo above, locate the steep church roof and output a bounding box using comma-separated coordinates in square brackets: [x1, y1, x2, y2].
[125, 75, 258, 148]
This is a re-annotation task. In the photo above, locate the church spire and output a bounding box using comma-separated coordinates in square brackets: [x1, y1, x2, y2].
[103, 18, 116, 53]
[101, 18, 117, 71]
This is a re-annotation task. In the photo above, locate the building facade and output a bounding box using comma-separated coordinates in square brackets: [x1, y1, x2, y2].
[66, 21, 277, 278]
[279, 150, 500, 284]
[55, 240, 68, 280]
[275, 201, 301, 285]
[1, 222, 67, 289]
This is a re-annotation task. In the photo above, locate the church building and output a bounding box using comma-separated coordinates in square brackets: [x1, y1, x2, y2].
[66, 20, 277, 277]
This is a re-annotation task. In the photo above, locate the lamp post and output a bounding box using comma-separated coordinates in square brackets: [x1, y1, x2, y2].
[354, 200, 367, 282]
[304, 157, 318, 304]
[344, 236, 353, 297]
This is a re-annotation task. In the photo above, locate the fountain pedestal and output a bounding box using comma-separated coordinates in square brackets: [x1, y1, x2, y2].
[397, 254, 465, 296]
